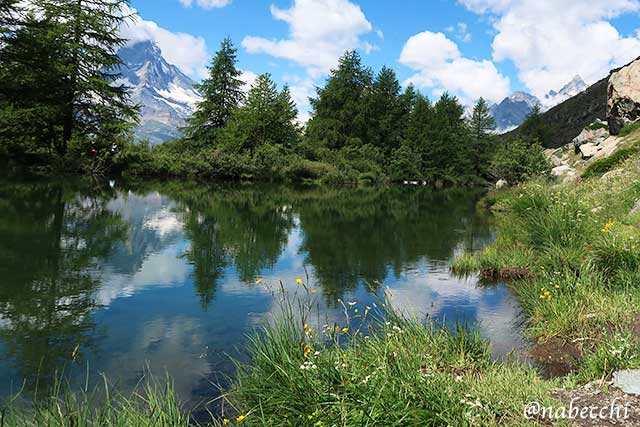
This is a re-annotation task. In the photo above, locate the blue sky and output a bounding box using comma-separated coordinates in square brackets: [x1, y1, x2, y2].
[124, 0, 640, 118]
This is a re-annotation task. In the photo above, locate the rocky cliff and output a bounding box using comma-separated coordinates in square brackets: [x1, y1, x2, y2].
[608, 57, 640, 135]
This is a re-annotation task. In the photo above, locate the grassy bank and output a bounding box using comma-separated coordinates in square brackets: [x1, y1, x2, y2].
[221, 304, 563, 427]
[1, 377, 190, 427]
[452, 130, 640, 380]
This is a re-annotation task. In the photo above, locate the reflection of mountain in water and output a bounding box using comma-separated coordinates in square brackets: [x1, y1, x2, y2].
[105, 192, 183, 276]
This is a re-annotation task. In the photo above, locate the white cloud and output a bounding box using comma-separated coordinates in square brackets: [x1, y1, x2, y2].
[400, 31, 510, 104]
[239, 70, 259, 93]
[242, 0, 374, 77]
[119, 5, 209, 79]
[446, 22, 472, 42]
[179, 0, 231, 9]
[283, 75, 316, 123]
[459, 0, 640, 98]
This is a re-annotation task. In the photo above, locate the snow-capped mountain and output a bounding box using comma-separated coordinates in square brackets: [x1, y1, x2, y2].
[117, 41, 201, 145]
[544, 75, 587, 108]
[490, 91, 541, 133]
[489, 75, 589, 133]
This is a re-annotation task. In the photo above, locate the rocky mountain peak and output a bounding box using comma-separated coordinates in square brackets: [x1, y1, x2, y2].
[545, 75, 588, 107]
[117, 40, 202, 145]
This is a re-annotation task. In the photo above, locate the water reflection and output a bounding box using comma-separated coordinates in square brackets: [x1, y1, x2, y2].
[0, 179, 522, 407]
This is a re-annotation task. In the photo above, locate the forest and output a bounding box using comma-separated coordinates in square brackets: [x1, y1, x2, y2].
[0, 0, 549, 186]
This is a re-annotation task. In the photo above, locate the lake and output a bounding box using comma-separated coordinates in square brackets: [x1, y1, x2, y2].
[0, 178, 525, 413]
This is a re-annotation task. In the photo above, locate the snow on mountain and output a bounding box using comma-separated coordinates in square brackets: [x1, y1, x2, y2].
[490, 91, 541, 133]
[117, 41, 201, 145]
[489, 76, 588, 133]
[543, 75, 588, 108]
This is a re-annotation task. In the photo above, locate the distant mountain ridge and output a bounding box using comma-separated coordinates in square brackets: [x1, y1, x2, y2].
[490, 75, 589, 132]
[490, 91, 540, 132]
[117, 41, 201, 145]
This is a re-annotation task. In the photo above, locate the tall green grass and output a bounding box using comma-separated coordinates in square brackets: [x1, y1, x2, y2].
[1, 375, 191, 427]
[222, 297, 563, 427]
[451, 156, 640, 380]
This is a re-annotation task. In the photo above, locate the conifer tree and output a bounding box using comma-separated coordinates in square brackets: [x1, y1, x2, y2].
[222, 74, 298, 154]
[469, 97, 497, 178]
[185, 37, 244, 141]
[519, 105, 550, 145]
[306, 50, 372, 150]
[365, 66, 403, 154]
[0, 0, 137, 157]
[469, 97, 496, 140]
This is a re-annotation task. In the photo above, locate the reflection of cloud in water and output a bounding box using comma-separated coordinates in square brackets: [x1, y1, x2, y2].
[386, 267, 526, 356]
[95, 242, 190, 307]
[104, 316, 211, 400]
[144, 208, 183, 237]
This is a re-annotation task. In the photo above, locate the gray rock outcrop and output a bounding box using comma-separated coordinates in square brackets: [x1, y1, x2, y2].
[608, 57, 640, 135]
[613, 370, 640, 395]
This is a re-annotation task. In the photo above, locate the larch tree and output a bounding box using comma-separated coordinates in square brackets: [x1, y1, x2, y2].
[0, 0, 138, 158]
[185, 37, 245, 142]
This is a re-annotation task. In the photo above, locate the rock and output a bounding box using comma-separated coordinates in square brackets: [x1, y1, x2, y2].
[552, 165, 577, 183]
[631, 200, 640, 215]
[579, 143, 602, 159]
[496, 179, 508, 190]
[608, 57, 640, 135]
[600, 168, 625, 181]
[613, 370, 640, 395]
[572, 127, 609, 150]
[552, 165, 572, 176]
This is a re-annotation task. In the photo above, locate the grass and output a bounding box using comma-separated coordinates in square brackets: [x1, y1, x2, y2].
[1, 375, 191, 427]
[221, 298, 566, 427]
[619, 120, 640, 137]
[452, 132, 640, 381]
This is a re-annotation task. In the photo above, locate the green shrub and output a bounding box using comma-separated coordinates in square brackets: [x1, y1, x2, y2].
[284, 159, 335, 181]
[588, 121, 609, 131]
[490, 138, 550, 184]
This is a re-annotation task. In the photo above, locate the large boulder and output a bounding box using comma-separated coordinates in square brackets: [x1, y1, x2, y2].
[579, 143, 602, 159]
[608, 57, 640, 135]
[572, 127, 609, 150]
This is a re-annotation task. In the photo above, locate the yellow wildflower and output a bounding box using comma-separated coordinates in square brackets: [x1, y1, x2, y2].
[296, 278, 304, 285]
[255, 278, 264, 285]
[223, 419, 229, 425]
[342, 327, 349, 333]
[236, 415, 246, 422]
[310, 289, 317, 294]
[304, 344, 312, 358]
[601, 220, 615, 233]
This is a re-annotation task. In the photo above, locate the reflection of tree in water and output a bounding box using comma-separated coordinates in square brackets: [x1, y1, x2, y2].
[294, 186, 492, 300]
[166, 184, 295, 309]
[165, 182, 491, 304]
[0, 180, 127, 390]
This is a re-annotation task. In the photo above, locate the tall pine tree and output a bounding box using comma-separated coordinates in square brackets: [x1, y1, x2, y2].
[185, 37, 244, 142]
[469, 98, 496, 140]
[0, 0, 137, 157]
[306, 50, 372, 150]
[221, 74, 298, 155]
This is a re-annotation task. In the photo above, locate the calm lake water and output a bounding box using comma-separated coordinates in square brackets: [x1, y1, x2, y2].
[0, 178, 525, 411]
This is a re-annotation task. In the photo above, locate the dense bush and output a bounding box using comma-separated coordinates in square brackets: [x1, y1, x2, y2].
[490, 138, 550, 184]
